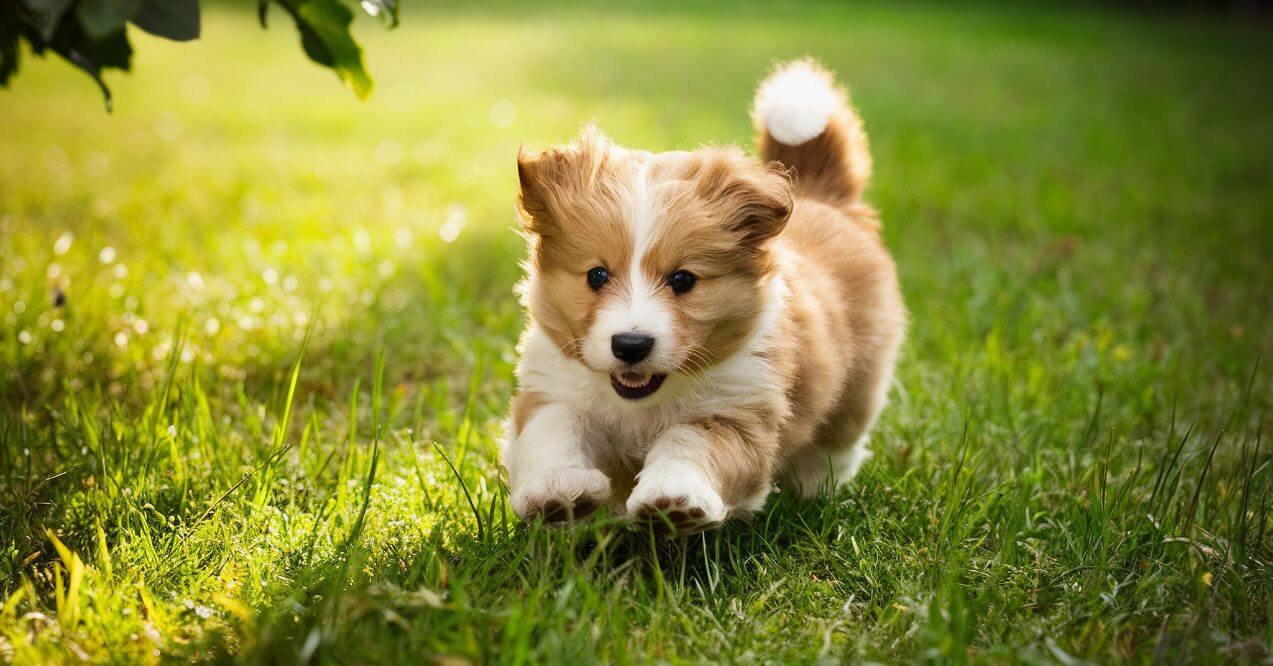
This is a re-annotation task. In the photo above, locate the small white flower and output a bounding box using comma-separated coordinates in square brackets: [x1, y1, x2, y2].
[440, 204, 467, 243]
[53, 232, 73, 255]
[353, 229, 372, 254]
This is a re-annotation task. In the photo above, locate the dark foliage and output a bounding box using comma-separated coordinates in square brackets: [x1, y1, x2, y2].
[0, 0, 397, 108]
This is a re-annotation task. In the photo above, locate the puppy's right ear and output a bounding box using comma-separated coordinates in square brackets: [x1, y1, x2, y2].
[516, 126, 612, 236]
[516, 146, 557, 235]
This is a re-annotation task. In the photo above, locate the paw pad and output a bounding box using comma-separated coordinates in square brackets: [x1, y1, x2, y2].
[632, 496, 719, 535]
[533, 496, 600, 524]
[511, 467, 611, 525]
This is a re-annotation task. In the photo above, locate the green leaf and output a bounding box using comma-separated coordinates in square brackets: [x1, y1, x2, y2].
[58, 29, 132, 110]
[271, 0, 373, 99]
[1, 10, 21, 86]
[76, 0, 143, 41]
[29, 13, 135, 110]
[18, 0, 75, 40]
[130, 0, 199, 42]
[6, 0, 387, 106]
[75, 26, 131, 70]
[5, 2, 130, 106]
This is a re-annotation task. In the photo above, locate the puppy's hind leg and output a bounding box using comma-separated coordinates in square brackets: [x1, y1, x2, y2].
[781, 398, 884, 498]
[781, 439, 871, 498]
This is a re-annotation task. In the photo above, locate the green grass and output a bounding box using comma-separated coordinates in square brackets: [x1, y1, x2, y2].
[1, 1, 1271, 662]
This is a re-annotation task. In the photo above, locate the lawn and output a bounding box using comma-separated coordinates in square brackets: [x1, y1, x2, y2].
[1, 1, 1271, 662]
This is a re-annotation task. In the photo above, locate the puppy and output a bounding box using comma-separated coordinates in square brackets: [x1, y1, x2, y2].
[502, 59, 906, 534]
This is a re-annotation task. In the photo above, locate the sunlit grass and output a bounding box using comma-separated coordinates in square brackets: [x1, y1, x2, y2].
[1, 2, 1270, 662]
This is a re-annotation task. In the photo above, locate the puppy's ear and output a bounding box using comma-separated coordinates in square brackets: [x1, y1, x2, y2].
[699, 153, 793, 245]
[516, 146, 556, 235]
[732, 162, 794, 245]
[516, 127, 612, 236]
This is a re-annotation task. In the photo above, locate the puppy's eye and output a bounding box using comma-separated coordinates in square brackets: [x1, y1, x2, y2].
[586, 266, 610, 290]
[667, 270, 696, 294]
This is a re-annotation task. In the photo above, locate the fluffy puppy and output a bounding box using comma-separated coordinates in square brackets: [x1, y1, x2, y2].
[502, 59, 906, 534]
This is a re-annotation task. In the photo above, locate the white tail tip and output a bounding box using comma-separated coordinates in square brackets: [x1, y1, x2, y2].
[753, 59, 841, 146]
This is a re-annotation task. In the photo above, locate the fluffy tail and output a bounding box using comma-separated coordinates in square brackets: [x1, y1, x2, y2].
[751, 59, 872, 208]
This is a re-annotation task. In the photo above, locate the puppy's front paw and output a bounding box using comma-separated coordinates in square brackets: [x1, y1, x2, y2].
[511, 467, 611, 524]
[626, 465, 727, 535]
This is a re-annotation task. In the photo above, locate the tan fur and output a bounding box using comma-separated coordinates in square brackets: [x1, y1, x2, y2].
[769, 199, 905, 494]
[753, 58, 873, 207]
[641, 150, 792, 370]
[698, 412, 781, 506]
[503, 59, 906, 530]
[517, 128, 635, 360]
[510, 390, 547, 437]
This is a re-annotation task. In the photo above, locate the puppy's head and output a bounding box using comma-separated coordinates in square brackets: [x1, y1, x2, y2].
[517, 126, 792, 402]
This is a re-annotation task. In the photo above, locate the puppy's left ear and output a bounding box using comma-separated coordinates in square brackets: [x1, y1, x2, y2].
[697, 153, 793, 246]
[725, 161, 793, 245]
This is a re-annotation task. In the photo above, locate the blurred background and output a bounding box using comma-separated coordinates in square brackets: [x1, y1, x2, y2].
[1, 1, 1270, 662]
[2, 1, 1268, 405]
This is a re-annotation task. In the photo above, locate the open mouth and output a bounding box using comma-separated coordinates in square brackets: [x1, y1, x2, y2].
[610, 371, 667, 400]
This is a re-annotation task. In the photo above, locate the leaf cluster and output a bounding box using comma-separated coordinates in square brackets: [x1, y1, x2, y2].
[0, 0, 396, 107]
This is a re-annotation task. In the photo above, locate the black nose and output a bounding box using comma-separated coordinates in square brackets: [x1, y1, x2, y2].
[611, 333, 655, 364]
